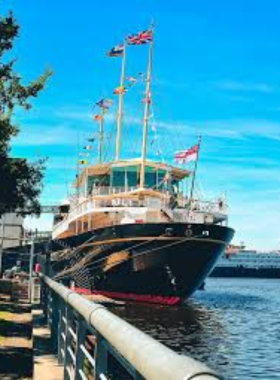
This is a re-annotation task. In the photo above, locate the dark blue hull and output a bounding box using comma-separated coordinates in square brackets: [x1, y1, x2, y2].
[50, 223, 234, 305]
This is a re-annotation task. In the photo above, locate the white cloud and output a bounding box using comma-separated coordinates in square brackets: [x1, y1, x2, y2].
[119, 115, 280, 143]
[54, 108, 92, 121]
[229, 198, 280, 250]
[190, 119, 280, 142]
[46, 156, 77, 170]
[214, 80, 274, 93]
[24, 214, 54, 232]
[13, 104, 280, 249]
[12, 125, 79, 146]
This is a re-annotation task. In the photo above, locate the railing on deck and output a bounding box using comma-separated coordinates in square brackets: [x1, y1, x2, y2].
[92, 186, 138, 196]
[52, 192, 162, 237]
[52, 186, 228, 237]
[41, 275, 222, 380]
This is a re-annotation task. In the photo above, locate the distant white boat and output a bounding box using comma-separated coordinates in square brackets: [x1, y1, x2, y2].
[211, 245, 280, 278]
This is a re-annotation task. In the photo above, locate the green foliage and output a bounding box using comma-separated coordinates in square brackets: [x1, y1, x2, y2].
[0, 12, 52, 216]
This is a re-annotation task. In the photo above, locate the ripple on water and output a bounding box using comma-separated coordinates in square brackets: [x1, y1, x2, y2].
[113, 278, 280, 379]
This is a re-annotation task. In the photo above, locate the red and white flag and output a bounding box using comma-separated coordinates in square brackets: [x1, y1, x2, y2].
[174, 144, 199, 164]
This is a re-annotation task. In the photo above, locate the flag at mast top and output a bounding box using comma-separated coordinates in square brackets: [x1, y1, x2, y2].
[175, 144, 199, 164]
[95, 98, 113, 110]
[106, 44, 125, 57]
[127, 29, 153, 45]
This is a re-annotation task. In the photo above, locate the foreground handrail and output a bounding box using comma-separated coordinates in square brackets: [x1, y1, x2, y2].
[41, 274, 222, 380]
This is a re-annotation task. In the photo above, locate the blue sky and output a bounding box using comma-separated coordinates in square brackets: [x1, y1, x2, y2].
[3, 0, 280, 249]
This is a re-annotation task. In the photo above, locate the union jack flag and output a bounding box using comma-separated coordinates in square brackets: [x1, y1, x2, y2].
[127, 29, 153, 45]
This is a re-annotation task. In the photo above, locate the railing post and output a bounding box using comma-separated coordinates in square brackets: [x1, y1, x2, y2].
[57, 302, 65, 365]
[40, 278, 48, 320]
[47, 290, 53, 329]
[63, 305, 73, 380]
[50, 293, 60, 351]
[74, 317, 87, 380]
[94, 334, 108, 380]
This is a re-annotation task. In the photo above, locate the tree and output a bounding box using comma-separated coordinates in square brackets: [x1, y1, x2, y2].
[0, 12, 52, 216]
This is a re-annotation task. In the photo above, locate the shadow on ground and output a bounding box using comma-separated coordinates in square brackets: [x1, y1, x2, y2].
[0, 319, 32, 338]
[0, 346, 32, 378]
[33, 313, 56, 358]
[0, 297, 31, 314]
[0, 295, 33, 379]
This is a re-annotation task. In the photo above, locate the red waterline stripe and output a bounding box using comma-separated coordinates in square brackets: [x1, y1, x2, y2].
[72, 287, 181, 306]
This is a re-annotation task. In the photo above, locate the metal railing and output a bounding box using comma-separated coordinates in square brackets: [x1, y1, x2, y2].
[52, 196, 161, 237]
[91, 186, 138, 196]
[52, 189, 228, 238]
[41, 274, 222, 380]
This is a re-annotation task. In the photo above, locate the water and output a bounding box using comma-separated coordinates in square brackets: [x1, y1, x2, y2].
[113, 278, 280, 379]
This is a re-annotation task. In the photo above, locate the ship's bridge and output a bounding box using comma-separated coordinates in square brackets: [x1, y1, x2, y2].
[74, 159, 192, 197]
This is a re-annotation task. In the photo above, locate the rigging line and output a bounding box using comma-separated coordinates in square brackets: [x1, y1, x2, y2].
[102, 127, 112, 163]
[73, 270, 91, 286]
[107, 130, 116, 161]
[149, 103, 165, 163]
[83, 234, 204, 273]
[70, 250, 91, 286]
[53, 235, 164, 280]
[57, 234, 206, 282]
[72, 280, 91, 289]
[61, 250, 96, 276]
[64, 156, 70, 198]
[76, 265, 91, 279]
[74, 270, 91, 285]
[159, 114, 186, 163]
[52, 234, 97, 271]
[75, 270, 89, 282]
[55, 234, 205, 281]
[59, 249, 91, 278]
[148, 103, 163, 156]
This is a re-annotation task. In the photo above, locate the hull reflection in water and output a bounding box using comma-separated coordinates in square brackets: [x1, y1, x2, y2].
[112, 278, 280, 379]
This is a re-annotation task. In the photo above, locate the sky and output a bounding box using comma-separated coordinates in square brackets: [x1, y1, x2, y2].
[2, 0, 280, 249]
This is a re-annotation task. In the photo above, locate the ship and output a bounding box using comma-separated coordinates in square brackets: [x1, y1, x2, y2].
[211, 244, 280, 278]
[49, 27, 235, 305]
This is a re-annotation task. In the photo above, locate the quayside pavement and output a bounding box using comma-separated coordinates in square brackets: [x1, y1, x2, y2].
[0, 281, 63, 380]
[32, 309, 63, 380]
[0, 293, 32, 380]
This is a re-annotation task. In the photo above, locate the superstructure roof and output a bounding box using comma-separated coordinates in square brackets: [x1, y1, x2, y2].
[73, 158, 191, 188]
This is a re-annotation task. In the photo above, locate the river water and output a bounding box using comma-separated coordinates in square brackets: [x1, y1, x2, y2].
[114, 278, 280, 379]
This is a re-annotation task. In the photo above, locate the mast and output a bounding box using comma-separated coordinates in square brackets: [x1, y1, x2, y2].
[189, 135, 202, 204]
[75, 132, 80, 235]
[115, 42, 127, 161]
[98, 107, 105, 163]
[139, 26, 154, 188]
